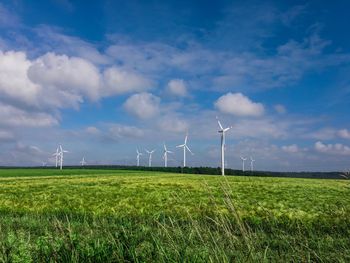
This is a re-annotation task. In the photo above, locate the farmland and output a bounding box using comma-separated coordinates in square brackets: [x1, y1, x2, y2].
[0, 169, 349, 262]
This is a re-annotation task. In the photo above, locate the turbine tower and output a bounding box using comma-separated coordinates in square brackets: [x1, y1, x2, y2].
[59, 145, 68, 170]
[176, 134, 193, 167]
[163, 143, 173, 167]
[53, 147, 60, 168]
[136, 149, 143, 166]
[146, 149, 155, 167]
[250, 156, 255, 172]
[217, 117, 232, 176]
[80, 157, 87, 166]
[240, 156, 247, 172]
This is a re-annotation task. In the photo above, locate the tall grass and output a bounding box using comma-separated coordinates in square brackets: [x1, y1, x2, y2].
[0, 169, 349, 262]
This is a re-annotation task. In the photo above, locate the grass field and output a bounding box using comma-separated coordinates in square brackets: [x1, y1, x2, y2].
[0, 169, 349, 262]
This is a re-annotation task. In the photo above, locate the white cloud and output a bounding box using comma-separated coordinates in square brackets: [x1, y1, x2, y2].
[0, 50, 40, 107]
[158, 116, 188, 133]
[108, 125, 144, 139]
[123, 92, 160, 120]
[85, 126, 101, 135]
[0, 130, 15, 142]
[306, 128, 350, 140]
[103, 67, 152, 95]
[0, 103, 58, 127]
[314, 141, 350, 155]
[166, 79, 188, 97]
[28, 52, 102, 104]
[274, 104, 286, 114]
[337, 129, 350, 139]
[215, 92, 264, 117]
[281, 144, 299, 153]
[34, 25, 109, 64]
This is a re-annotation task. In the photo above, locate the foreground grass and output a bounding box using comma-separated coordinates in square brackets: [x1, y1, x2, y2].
[0, 169, 349, 262]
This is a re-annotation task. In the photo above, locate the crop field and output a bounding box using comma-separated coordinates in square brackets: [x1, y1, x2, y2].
[0, 169, 349, 262]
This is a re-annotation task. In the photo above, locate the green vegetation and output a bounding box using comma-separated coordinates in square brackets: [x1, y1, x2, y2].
[0, 169, 349, 262]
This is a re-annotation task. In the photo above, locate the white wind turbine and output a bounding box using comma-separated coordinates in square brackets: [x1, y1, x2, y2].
[80, 157, 87, 166]
[176, 134, 193, 167]
[59, 145, 68, 170]
[53, 147, 60, 168]
[136, 149, 142, 166]
[240, 156, 247, 172]
[163, 143, 173, 167]
[250, 156, 255, 172]
[146, 149, 156, 167]
[217, 117, 232, 176]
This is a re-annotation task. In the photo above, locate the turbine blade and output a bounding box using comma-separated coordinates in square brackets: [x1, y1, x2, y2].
[217, 120, 223, 130]
[186, 145, 194, 155]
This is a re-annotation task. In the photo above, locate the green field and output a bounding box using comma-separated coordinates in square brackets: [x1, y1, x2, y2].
[0, 169, 349, 262]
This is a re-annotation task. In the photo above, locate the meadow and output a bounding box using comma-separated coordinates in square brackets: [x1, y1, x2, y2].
[0, 168, 349, 262]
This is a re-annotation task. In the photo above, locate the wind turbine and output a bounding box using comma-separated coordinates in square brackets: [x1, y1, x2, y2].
[250, 156, 255, 172]
[146, 149, 155, 167]
[176, 134, 193, 167]
[240, 156, 247, 172]
[163, 143, 173, 167]
[53, 147, 60, 168]
[42, 162, 47, 167]
[136, 149, 142, 166]
[80, 157, 87, 166]
[217, 117, 232, 176]
[59, 145, 68, 170]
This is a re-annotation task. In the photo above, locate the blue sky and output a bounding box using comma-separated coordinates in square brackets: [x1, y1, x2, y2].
[0, 0, 349, 171]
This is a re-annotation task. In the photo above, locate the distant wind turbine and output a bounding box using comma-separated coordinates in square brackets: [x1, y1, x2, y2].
[53, 147, 60, 168]
[136, 149, 142, 166]
[146, 149, 156, 167]
[80, 157, 87, 166]
[217, 117, 232, 176]
[176, 134, 193, 167]
[59, 145, 68, 170]
[163, 143, 173, 167]
[240, 156, 247, 172]
[250, 156, 255, 172]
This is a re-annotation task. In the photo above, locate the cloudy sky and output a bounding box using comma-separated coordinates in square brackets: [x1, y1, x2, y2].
[0, 0, 349, 171]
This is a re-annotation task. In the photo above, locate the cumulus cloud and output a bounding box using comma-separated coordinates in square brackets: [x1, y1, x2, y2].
[103, 67, 152, 95]
[123, 92, 160, 119]
[0, 49, 155, 112]
[0, 103, 58, 127]
[158, 116, 189, 133]
[306, 128, 350, 140]
[28, 52, 102, 104]
[337, 129, 350, 139]
[281, 144, 299, 153]
[0, 50, 40, 107]
[166, 79, 188, 97]
[108, 125, 144, 139]
[215, 92, 265, 117]
[314, 141, 350, 155]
